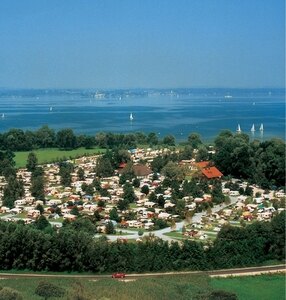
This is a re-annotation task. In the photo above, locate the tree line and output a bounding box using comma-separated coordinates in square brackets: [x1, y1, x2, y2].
[0, 126, 177, 151]
[0, 212, 283, 273]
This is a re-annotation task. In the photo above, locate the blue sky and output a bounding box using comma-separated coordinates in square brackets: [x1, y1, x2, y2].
[0, 0, 285, 88]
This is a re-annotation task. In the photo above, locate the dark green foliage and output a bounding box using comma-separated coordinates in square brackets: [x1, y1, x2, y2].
[31, 175, 45, 200]
[95, 156, 114, 177]
[123, 182, 136, 203]
[0, 212, 283, 273]
[2, 177, 24, 208]
[117, 199, 129, 211]
[132, 177, 140, 188]
[208, 290, 238, 300]
[77, 167, 85, 180]
[56, 128, 77, 150]
[0, 287, 23, 300]
[35, 281, 64, 300]
[59, 163, 73, 187]
[109, 208, 120, 222]
[141, 184, 150, 195]
[26, 152, 38, 172]
[105, 221, 115, 234]
[162, 135, 175, 146]
[188, 133, 202, 149]
[34, 215, 51, 231]
[214, 132, 285, 188]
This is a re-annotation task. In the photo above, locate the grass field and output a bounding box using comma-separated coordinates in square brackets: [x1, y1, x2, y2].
[211, 274, 285, 300]
[0, 273, 284, 300]
[14, 147, 105, 168]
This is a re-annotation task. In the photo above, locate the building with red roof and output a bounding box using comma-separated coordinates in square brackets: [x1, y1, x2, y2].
[201, 167, 223, 179]
[196, 161, 210, 169]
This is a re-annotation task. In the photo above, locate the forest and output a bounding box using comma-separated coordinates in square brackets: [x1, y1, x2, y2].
[0, 212, 284, 273]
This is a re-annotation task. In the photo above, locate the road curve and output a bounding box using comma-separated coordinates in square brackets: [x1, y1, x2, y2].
[0, 264, 284, 279]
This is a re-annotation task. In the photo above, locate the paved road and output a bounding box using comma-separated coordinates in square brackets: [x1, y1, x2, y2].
[96, 196, 239, 242]
[0, 264, 284, 279]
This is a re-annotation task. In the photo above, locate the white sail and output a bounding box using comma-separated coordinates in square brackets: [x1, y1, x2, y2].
[236, 124, 241, 132]
[49, 106, 53, 111]
[260, 123, 264, 131]
[1, 113, 4, 118]
[130, 113, 133, 121]
[251, 124, 255, 132]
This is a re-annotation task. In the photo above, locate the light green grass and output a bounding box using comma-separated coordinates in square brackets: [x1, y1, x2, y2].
[14, 147, 105, 168]
[211, 274, 285, 300]
[0, 273, 283, 300]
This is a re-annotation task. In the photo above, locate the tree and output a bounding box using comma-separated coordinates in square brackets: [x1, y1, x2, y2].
[162, 161, 185, 181]
[31, 175, 45, 200]
[26, 152, 38, 172]
[34, 215, 51, 231]
[110, 208, 120, 222]
[0, 287, 23, 300]
[132, 178, 140, 188]
[147, 132, 159, 146]
[162, 135, 175, 146]
[196, 145, 209, 162]
[77, 167, 85, 181]
[59, 164, 73, 187]
[2, 177, 24, 208]
[35, 125, 55, 148]
[141, 185, 150, 195]
[95, 157, 114, 177]
[56, 128, 77, 149]
[35, 281, 64, 300]
[105, 221, 115, 234]
[123, 183, 136, 203]
[188, 133, 202, 149]
[117, 199, 129, 211]
[35, 204, 44, 215]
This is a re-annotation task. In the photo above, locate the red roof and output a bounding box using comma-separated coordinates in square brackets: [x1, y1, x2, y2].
[201, 167, 223, 179]
[119, 162, 127, 168]
[196, 161, 210, 169]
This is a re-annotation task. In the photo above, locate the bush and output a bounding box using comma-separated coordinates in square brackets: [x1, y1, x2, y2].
[0, 287, 23, 300]
[208, 290, 238, 300]
[35, 281, 65, 299]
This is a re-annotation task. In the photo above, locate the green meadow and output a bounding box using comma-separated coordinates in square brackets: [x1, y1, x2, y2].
[0, 273, 284, 300]
[13, 147, 105, 168]
[211, 274, 285, 300]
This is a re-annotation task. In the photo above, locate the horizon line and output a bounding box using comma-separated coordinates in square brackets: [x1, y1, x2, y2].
[0, 86, 285, 90]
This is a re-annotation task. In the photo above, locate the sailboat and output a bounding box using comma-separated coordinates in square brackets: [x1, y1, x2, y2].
[1, 113, 4, 119]
[260, 123, 264, 131]
[129, 113, 134, 121]
[236, 124, 242, 133]
[49, 106, 53, 112]
[251, 124, 255, 132]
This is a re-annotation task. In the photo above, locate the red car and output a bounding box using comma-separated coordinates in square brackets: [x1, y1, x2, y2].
[112, 272, 126, 279]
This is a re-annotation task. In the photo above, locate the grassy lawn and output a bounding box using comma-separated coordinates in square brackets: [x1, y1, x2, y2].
[129, 203, 137, 209]
[14, 147, 105, 168]
[211, 274, 285, 300]
[164, 231, 186, 239]
[0, 273, 283, 300]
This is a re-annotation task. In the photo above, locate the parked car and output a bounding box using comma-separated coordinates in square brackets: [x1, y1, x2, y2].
[112, 272, 126, 279]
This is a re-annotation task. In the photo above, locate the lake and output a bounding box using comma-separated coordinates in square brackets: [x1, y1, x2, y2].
[0, 88, 285, 142]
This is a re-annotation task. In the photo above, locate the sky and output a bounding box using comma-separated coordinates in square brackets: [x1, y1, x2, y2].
[0, 0, 285, 89]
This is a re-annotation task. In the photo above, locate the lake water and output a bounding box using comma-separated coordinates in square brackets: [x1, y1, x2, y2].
[0, 89, 285, 142]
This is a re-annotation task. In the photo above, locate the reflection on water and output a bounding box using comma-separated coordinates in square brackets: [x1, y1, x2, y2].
[0, 90, 285, 142]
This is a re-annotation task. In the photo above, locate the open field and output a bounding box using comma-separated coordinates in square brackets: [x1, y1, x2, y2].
[13, 147, 105, 168]
[211, 274, 285, 300]
[0, 273, 284, 300]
